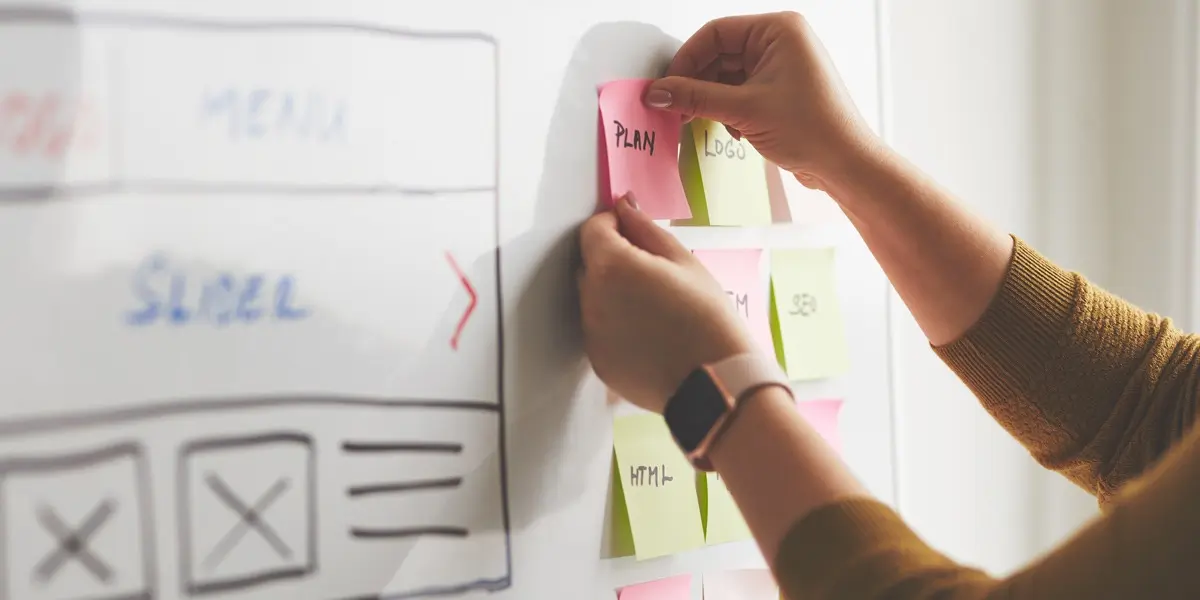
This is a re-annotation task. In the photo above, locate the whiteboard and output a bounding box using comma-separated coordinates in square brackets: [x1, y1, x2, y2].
[0, 1, 891, 599]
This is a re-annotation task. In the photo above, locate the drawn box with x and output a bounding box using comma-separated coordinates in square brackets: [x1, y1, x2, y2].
[178, 432, 315, 595]
[0, 442, 155, 600]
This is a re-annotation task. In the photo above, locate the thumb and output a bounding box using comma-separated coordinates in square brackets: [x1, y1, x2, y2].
[646, 76, 747, 127]
[614, 194, 690, 262]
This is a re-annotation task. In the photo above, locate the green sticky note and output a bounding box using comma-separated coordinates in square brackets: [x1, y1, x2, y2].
[612, 413, 705, 560]
[770, 248, 850, 380]
[678, 119, 772, 226]
[700, 472, 751, 545]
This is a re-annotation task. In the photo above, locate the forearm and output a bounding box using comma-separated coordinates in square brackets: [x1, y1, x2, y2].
[818, 143, 1013, 346]
[708, 386, 867, 568]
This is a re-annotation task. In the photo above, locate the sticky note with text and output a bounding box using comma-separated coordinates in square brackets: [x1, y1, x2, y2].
[611, 413, 705, 560]
[700, 472, 751, 545]
[678, 119, 772, 226]
[797, 398, 844, 454]
[703, 569, 779, 600]
[598, 79, 691, 219]
[618, 574, 692, 600]
[692, 249, 776, 360]
[769, 248, 850, 380]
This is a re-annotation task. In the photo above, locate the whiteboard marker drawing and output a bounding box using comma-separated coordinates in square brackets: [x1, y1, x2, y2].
[0, 8, 509, 600]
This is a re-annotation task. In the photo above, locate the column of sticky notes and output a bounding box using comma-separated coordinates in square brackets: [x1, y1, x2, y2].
[598, 80, 852, 579]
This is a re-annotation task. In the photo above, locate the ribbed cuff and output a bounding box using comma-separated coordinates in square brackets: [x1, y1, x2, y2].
[933, 236, 1079, 413]
[775, 498, 950, 598]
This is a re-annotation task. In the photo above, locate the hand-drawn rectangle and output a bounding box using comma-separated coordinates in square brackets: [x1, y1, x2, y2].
[179, 433, 315, 595]
[0, 442, 155, 600]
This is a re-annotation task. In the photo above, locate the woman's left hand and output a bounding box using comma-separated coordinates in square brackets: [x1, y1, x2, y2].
[578, 195, 754, 413]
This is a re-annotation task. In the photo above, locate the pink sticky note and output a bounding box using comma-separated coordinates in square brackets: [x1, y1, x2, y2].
[598, 79, 691, 219]
[797, 398, 843, 453]
[619, 574, 691, 600]
[692, 249, 774, 359]
[703, 569, 779, 599]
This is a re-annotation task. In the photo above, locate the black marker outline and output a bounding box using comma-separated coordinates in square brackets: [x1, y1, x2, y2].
[178, 432, 317, 596]
[345, 477, 462, 498]
[0, 8, 515, 597]
[349, 526, 469, 540]
[0, 7, 498, 200]
[340, 441, 464, 454]
[0, 442, 156, 600]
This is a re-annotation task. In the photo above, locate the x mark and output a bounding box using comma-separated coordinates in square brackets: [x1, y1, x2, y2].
[202, 473, 292, 571]
[34, 499, 116, 583]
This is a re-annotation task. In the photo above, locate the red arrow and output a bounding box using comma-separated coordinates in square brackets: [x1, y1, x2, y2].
[445, 251, 477, 350]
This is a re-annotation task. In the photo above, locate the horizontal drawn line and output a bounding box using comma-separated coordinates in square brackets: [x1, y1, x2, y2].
[341, 441, 463, 454]
[0, 7, 497, 43]
[347, 477, 462, 498]
[335, 575, 511, 600]
[0, 181, 496, 202]
[349, 526, 468, 540]
[0, 396, 500, 439]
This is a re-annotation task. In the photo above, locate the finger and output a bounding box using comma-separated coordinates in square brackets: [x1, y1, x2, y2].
[613, 194, 690, 262]
[644, 75, 750, 126]
[578, 210, 626, 269]
[665, 14, 764, 79]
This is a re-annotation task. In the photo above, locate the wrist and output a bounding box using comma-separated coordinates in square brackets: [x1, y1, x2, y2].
[796, 135, 897, 207]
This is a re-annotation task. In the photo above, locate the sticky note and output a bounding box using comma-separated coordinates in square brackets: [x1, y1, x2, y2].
[770, 248, 850, 380]
[679, 119, 772, 226]
[692, 249, 775, 360]
[598, 79, 691, 219]
[703, 569, 778, 599]
[700, 472, 751, 545]
[619, 574, 692, 600]
[797, 398, 844, 453]
[612, 413, 705, 559]
[780, 168, 843, 226]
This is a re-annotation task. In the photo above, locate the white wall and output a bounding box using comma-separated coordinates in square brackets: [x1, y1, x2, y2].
[880, 0, 1200, 575]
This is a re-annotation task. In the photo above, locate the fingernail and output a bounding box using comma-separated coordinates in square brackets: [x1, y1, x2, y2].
[623, 193, 640, 211]
[644, 88, 672, 108]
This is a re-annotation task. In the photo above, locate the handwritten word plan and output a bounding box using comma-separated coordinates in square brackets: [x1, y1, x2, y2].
[797, 398, 844, 454]
[703, 569, 779, 599]
[769, 248, 850, 380]
[701, 472, 751, 545]
[680, 118, 772, 226]
[618, 574, 691, 600]
[692, 249, 776, 360]
[598, 79, 691, 219]
[611, 413, 705, 559]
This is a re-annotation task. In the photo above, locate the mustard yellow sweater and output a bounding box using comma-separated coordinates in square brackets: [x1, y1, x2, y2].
[777, 238, 1200, 599]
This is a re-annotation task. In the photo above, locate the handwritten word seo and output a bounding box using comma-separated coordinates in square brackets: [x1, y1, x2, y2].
[612, 120, 656, 155]
[126, 254, 309, 327]
[703, 129, 747, 160]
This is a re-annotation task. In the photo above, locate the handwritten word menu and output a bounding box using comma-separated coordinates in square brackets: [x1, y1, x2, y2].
[770, 248, 850, 380]
[618, 574, 691, 600]
[692, 249, 775, 361]
[611, 413, 705, 560]
[598, 79, 691, 219]
[680, 119, 772, 226]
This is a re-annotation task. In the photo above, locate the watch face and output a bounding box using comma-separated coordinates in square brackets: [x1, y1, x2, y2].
[663, 368, 729, 452]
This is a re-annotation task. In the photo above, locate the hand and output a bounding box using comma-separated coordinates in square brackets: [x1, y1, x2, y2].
[644, 12, 879, 191]
[578, 195, 754, 413]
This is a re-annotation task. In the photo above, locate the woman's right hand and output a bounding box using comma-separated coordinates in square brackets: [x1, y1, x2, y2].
[644, 12, 878, 192]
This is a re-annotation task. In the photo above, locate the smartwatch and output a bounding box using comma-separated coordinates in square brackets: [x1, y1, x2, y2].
[663, 352, 793, 471]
